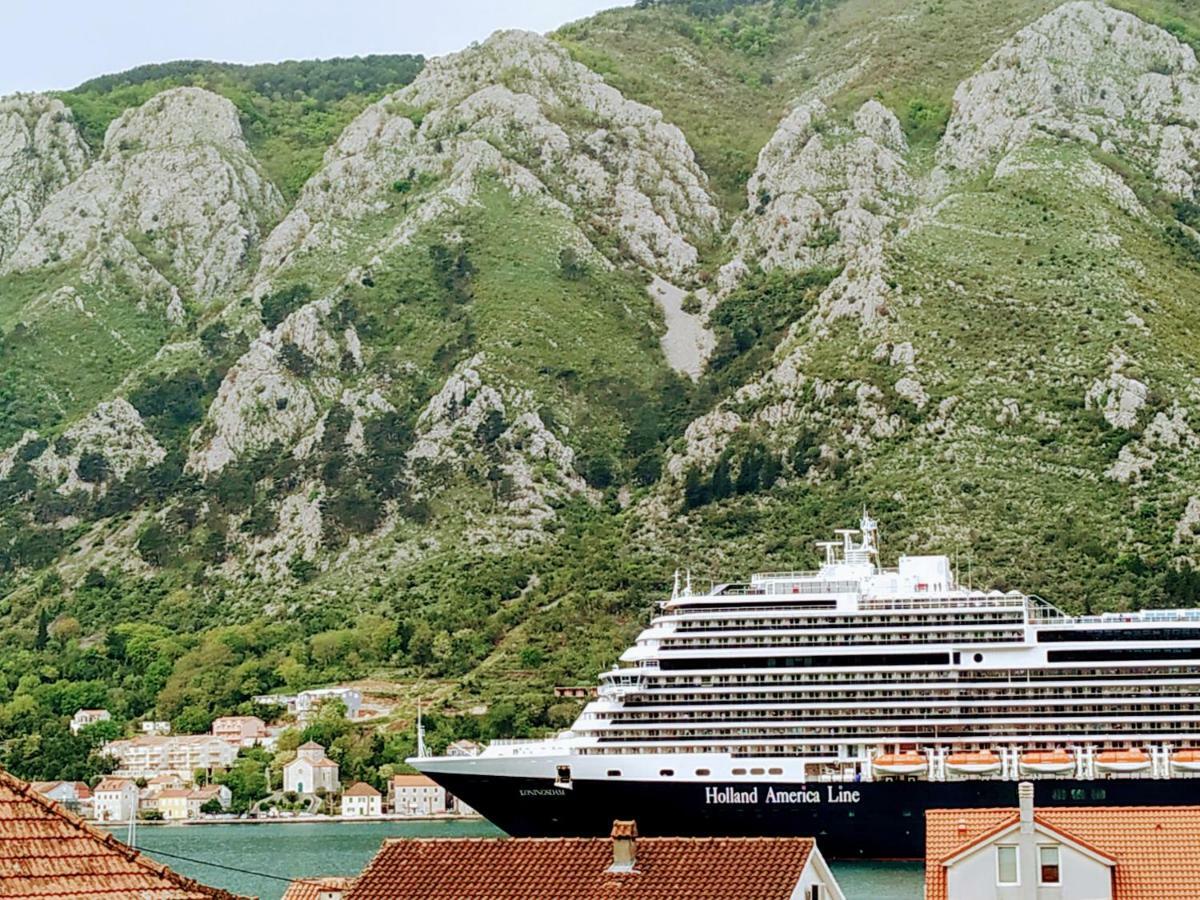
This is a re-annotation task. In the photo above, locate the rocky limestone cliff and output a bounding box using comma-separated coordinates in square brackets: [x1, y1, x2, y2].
[936, 1, 1200, 198]
[0, 94, 89, 265]
[259, 30, 720, 284]
[4, 88, 283, 311]
[721, 98, 912, 314]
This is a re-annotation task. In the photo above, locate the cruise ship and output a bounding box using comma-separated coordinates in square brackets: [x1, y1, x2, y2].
[411, 513, 1200, 857]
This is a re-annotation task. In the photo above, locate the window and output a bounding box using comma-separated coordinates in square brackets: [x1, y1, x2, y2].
[996, 846, 1018, 885]
[660, 769, 674, 777]
[732, 768, 746, 776]
[1039, 846, 1061, 885]
[606, 770, 621, 777]
[750, 768, 765, 775]
[695, 768, 710, 776]
[809, 885, 821, 900]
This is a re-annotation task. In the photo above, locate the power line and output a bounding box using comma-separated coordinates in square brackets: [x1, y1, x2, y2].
[134, 844, 339, 887]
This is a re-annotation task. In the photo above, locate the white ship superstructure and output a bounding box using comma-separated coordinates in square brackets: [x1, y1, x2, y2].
[419, 513, 1200, 786]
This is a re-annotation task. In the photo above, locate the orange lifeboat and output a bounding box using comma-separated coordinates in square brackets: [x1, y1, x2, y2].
[946, 750, 1002, 775]
[1095, 749, 1151, 773]
[872, 752, 928, 776]
[1020, 750, 1075, 775]
[1171, 749, 1200, 772]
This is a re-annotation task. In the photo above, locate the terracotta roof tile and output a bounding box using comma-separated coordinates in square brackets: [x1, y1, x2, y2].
[344, 834, 817, 900]
[280, 876, 353, 900]
[926, 805, 1200, 900]
[94, 778, 135, 793]
[342, 783, 380, 798]
[0, 767, 251, 899]
[388, 775, 437, 788]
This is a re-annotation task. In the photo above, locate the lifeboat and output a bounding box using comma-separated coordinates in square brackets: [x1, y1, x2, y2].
[1095, 749, 1151, 773]
[1171, 750, 1200, 772]
[1020, 750, 1075, 775]
[946, 750, 1002, 775]
[872, 752, 928, 776]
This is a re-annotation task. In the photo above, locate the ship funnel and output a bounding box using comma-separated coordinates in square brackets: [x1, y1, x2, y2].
[609, 819, 638, 871]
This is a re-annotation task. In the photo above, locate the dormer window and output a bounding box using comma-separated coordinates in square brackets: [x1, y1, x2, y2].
[1039, 845, 1061, 885]
[996, 846, 1019, 885]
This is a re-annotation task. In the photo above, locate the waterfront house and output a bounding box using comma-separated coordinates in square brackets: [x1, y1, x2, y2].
[280, 876, 352, 900]
[30, 780, 87, 810]
[283, 741, 340, 794]
[0, 768, 248, 899]
[341, 782, 382, 818]
[103, 734, 238, 779]
[69, 708, 110, 734]
[926, 782, 1200, 899]
[191, 784, 233, 814]
[93, 777, 139, 823]
[155, 788, 193, 821]
[212, 715, 268, 747]
[344, 819, 844, 899]
[388, 773, 447, 816]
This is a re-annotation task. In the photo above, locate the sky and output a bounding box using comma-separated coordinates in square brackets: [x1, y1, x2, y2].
[1, 0, 627, 95]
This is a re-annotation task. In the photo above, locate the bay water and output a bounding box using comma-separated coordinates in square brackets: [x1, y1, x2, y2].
[124, 821, 924, 899]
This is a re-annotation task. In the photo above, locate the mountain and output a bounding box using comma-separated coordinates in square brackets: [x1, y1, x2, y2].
[1, 0, 1200, 777]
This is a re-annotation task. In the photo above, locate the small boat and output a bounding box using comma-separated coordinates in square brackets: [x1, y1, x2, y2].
[1095, 749, 1151, 773]
[872, 752, 928, 776]
[1020, 750, 1075, 774]
[1171, 749, 1200, 772]
[946, 750, 1002, 775]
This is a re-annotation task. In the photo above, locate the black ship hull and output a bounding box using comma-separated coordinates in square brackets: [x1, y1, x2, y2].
[433, 772, 1200, 858]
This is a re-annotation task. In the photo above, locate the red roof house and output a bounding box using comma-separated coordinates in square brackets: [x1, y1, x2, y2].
[345, 820, 844, 899]
[927, 783, 1200, 900]
[0, 767, 249, 898]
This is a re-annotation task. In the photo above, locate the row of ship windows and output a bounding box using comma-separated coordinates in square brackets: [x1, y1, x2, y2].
[603, 767, 788, 778]
[672, 613, 1025, 632]
[594, 708, 1200, 726]
[626, 684, 1200, 704]
[642, 666, 1200, 687]
[591, 722, 1196, 740]
[660, 633, 1022, 649]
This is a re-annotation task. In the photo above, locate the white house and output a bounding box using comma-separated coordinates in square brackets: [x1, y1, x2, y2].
[29, 781, 89, 812]
[69, 709, 110, 734]
[283, 741, 340, 794]
[140, 720, 171, 735]
[93, 778, 139, 823]
[928, 782, 1132, 900]
[389, 774, 447, 816]
[341, 782, 382, 818]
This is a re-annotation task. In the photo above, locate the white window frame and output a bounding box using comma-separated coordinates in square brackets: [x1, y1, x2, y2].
[1038, 844, 1062, 886]
[996, 845, 1020, 886]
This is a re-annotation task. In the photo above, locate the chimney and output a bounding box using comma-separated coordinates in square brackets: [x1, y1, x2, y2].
[1018, 781, 1034, 833]
[609, 820, 638, 871]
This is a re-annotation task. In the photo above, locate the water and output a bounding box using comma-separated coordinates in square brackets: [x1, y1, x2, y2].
[124, 822, 924, 899]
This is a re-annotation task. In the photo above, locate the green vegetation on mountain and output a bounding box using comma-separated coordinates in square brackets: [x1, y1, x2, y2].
[59, 55, 425, 199]
[2, 0, 1200, 786]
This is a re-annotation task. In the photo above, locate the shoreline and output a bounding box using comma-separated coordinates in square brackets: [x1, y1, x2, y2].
[98, 813, 486, 828]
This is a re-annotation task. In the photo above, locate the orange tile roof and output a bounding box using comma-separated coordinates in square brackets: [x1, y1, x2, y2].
[280, 877, 353, 900]
[344, 834, 817, 900]
[388, 775, 438, 788]
[926, 806, 1200, 900]
[0, 767, 250, 899]
[342, 783, 380, 797]
[95, 777, 136, 792]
